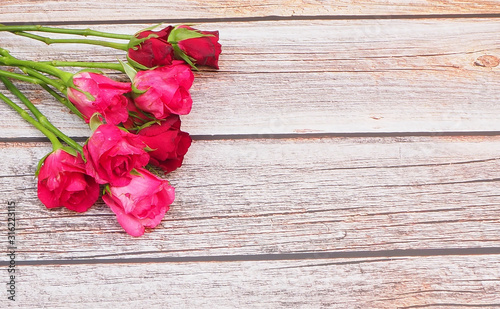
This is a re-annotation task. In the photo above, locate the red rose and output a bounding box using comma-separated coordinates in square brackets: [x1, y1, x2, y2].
[83, 124, 149, 186]
[137, 115, 192, 173]
[67, 72, 131, 125]
[102, 168, 175, 237]
[127, 26, 174, 68]
[37, 149, 99, 212]
[176, 25, 221, 69]
[133, 62, 194, 119]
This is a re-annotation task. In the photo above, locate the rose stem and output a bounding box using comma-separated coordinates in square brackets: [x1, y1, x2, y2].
[39, 83, 84, 120]
[0, 91, 62, 151]
[0, 24, 132, 40]
[0, 76, 83, 153]
[41, 60, 125, 72]
[13, 32, 128, 51]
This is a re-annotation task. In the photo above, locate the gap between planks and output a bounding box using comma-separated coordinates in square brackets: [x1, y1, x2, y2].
[3, 13, 500, 27]
[8, 255, 500, 308]
[3, 131, 500, 145]
[1, 247, 500, 266]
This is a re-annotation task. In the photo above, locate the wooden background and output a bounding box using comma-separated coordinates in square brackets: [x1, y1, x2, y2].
[1, 1, 500, 308]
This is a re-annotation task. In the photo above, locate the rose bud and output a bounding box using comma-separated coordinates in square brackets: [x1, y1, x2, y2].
[133, 61, 194, 119]
[137, 115, 192, 173]
[102, 168, 175, 237]
[37, 149, 99, 213]
[127, 26, 175, 68]
[83, 124, 150, 186]
[175, 25, 221, 69]
[68, 72, 131, 125]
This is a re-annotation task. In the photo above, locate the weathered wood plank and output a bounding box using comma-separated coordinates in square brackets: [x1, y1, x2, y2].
[2, 0, 500, 23]
[7, 256, 500, 308]
[1, 20, 500, 137]
[2, 136, 500, 260]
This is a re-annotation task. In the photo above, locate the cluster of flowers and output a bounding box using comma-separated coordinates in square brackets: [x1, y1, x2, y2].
[0, 24, 221, 236]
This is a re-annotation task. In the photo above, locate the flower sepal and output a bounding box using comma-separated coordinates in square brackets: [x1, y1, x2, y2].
[127, 33, 159, 50]
[89, 112, 104, 132]
[167, 25, 214, 43]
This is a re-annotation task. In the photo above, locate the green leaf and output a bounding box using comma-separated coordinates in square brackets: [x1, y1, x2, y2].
[172, 44, 198, 71]
[133, 23, 163, 36]
[35, 152, 51, 177]
[67, 78, 95, 102]
[145, 164, 163, 177]
[103, 184, 112, 196]
[143, 145, 157, 152]
[127, 33, 159, 50]
[136, 119, 161, 131]
[117, 126, 130, 133]
[80, 151, 88, 163]
[119, 59, 137, 81]
[167, 27, 212, 43]
[129, 168, 143, 177]
[131, 83, 149, 96]
[60, 146, 78, 157]
[76, 68, 103, 75]
[89, 113, 103, 132]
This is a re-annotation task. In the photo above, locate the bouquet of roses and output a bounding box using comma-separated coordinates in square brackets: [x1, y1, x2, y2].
[0, 24, 221, 236]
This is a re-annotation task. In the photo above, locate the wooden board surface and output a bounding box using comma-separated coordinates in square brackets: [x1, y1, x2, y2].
[7, 256, 500, 308]
[1, 20, 500, 137]
[2, 0, 500, 23]
[2, 2, 500, 308]
[2, 136, 500, 261]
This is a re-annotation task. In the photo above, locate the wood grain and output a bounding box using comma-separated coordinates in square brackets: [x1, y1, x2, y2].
[1, 20, 500, 137]
[9, 256, 500, 308]
[2, 2, 500, 308]
[2, 0, 500, 23]
[2, 136, 500, 260]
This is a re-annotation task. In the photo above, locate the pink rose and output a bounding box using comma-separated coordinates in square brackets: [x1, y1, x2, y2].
[83, 124, 149, 186]
[176, 25, 221, 69]
[102, 168, 175, 236]
[133, 62, 194, 119]
[37, 149, 99, 212]
[68, 72, 131, 125]
[137, 115, 192, 173]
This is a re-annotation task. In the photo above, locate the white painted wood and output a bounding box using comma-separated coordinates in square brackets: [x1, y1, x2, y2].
[11, 256, 500, 308]
[2, 136, 500, 260]
[1, 20, 500, 137]
[1, 0, 500, 23]
[1, 4, 500, 307]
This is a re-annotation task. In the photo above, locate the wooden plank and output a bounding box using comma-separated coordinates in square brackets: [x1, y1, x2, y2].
[8, 256, 500, 308]
[2, 0, 500, 23]
[2, 136, 500, 260]
[1, 20, 500, 137]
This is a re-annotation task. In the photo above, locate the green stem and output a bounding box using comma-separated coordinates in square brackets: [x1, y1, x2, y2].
[0, 69, 44, 85]
[19, 67, 66, 93]
[0, 54, 98, 103]
[41, 60, 125, 72]
[0, 76, 42, 119]
[0, 54, 73, 82]
[0, 91, 62, 150]
[0, 48, 10, 57]
[0, 68, 83, 120]
[0, 77, 83, 153]
[0, 24, 132, 40]
[40, 84, 84, 120]
[14, 32, 128, 51]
